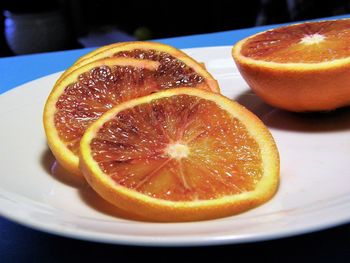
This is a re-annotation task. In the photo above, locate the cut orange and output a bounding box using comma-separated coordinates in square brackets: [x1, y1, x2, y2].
[58, 41, 219, 93]
[44, 56, 218, 178]
[79, 88, 279, 222]
[232, 19, 350, 112]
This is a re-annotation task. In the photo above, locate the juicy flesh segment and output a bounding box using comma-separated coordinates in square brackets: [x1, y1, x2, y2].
[241, 20, 350, 63]
[55, 56, 207, 154]
[55, 66, 158, 154]
[90, 95, 263, 201]
[113, 49, 205, 87]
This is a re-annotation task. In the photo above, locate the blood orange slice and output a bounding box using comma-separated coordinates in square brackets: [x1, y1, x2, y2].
[232, 19, 350, 111]
[80, 88, 279, 222]
[58, 41, 219, 93]
[44, 56, 217, 178]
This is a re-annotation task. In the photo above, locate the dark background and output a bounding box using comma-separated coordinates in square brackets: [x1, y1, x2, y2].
[1, 216, 350, 262]
[1, 0, 350, 57]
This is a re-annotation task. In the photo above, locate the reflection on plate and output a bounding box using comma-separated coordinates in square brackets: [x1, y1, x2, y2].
[0, 46, 350, 246]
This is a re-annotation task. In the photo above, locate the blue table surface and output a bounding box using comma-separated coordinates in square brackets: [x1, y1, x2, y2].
[1, 14, 350, 94]
[1, 14, 350, 262]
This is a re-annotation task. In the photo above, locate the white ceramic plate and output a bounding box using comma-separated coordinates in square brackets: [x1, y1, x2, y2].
[1, 46, 350, 246]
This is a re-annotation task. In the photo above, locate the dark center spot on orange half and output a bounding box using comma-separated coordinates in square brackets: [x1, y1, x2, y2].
[90, 94, 263, 201]
[241, 20, 350, 63]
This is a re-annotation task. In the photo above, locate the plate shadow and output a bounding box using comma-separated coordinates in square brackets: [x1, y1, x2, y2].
[78, 187, 152, 222]
[234, 90, 350, 133]
[40, 147, 150, 221]
[40, 147, 85, 188]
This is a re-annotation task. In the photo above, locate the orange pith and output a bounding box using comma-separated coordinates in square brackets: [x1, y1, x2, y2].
[241, 20, 350, 63]
[90, 94, 262, 201]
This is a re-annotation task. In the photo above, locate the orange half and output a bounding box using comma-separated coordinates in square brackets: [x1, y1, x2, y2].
[232, 19, 350, 111]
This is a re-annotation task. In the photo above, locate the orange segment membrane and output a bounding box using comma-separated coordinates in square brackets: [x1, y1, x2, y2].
[241, 20, 350, 63]
[113, 49, 205, 87]
[90, 95, 262, 201]
[55, 62, 208, 154]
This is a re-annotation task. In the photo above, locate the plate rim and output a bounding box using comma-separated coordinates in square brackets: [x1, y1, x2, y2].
[1, 45, 350, 246]
[1, 193, 349, 246]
